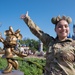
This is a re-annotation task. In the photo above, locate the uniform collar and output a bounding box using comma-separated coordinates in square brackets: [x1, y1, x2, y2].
[55, 38, 73, 43]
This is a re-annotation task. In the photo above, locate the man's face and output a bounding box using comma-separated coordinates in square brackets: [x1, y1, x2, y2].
[55, 20, 70, 40]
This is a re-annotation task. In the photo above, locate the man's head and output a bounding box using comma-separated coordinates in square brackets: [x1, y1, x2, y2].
[51, 15, 72, 40]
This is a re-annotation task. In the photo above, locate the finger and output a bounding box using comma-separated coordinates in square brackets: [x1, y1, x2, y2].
[26, 11, 28, 16]
[20, 14, 25, 19]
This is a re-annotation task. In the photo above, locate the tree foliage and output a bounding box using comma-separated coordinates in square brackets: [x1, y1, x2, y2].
[19, 38, 47, 51]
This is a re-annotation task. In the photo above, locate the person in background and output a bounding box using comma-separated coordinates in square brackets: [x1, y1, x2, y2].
[21, 11, 75, 75]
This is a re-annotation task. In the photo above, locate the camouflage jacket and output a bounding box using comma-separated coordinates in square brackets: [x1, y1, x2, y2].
[23, 15, 75, 75]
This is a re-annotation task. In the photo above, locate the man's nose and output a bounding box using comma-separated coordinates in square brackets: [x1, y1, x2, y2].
[62, 26, 66, 30]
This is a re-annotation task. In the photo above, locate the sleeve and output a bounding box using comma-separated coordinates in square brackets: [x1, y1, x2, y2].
[23, 15, 54, 46]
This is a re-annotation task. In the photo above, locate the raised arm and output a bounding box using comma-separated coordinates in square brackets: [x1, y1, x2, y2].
[21, 12, 54, 46]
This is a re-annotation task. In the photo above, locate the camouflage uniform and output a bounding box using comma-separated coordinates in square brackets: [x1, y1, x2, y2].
[23, 15, 75, 75]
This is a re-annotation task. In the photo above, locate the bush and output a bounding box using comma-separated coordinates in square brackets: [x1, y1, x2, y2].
[0, 57, 46, 75]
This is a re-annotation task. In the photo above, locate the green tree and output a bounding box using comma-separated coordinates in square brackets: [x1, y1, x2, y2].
[19, 38, 47, 51]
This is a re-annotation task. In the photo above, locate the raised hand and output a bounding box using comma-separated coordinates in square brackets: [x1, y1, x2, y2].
[20, 11, 28, 19]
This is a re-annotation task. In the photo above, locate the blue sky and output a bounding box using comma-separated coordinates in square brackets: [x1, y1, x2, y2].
[0, 0, 75, 47]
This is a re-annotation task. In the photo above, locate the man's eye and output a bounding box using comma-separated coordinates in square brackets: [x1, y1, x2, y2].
[65, 25, 68, 28]
[58, 26, 62, 28]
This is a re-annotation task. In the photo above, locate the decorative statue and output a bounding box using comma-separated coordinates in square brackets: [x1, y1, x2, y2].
[0, 26, 27, 74]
